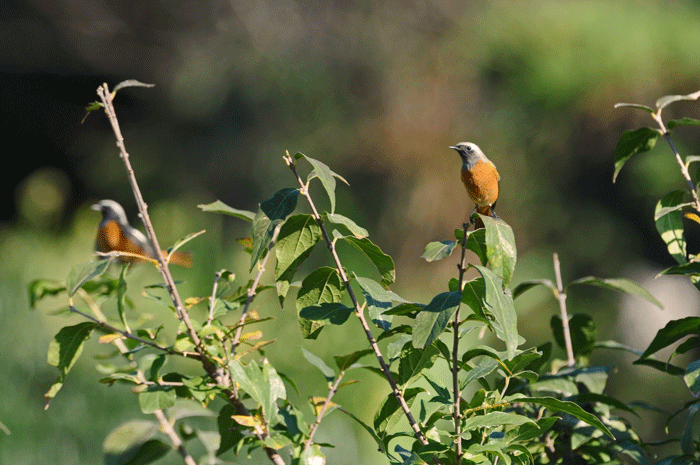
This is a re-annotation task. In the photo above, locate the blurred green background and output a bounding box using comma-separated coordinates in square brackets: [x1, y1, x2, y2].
[2, 0, 700, 463]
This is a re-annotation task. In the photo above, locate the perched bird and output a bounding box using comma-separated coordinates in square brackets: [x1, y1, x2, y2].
[91, 199, 192, 267]
[450, 142, 500, 229]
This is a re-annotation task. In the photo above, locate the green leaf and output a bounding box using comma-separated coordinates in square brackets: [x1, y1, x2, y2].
[261, 188, 300, 221]
[138, 386, 176, 414]
[216, 404, 243, 456]
[250, 209, 280, 271]
[482, 216, 517, 287]
[511, 279, 555, 300]
[465, 227, 488, 266]
[613, 102, 654, 113]
[655, 190, 688, 264]
[655, 90, 700, 110]
[117, 264, 130, 332]
[103, 420, 160, 465]
[658, 261, 700, 276]
[633, 358, 686, 376]
[228, 359, 285, 420]
[300, 444, 326, 464]
[66, 259, 113, 296]
[613, 127, 660, 183]
[640, 317, 700, 359]
[421, 241, 457, 262]
[342, 236, 395, 286]
[668, 117, 700, 130]
[355, 275, 407, 331]
[325, 213, 368, 238]
[301, 347, 336, 381]
[197, 200, 255, 221]
[681, 403, 700, 455]
[516, 396, 614, 439]
[473, 265, 519, 360]
[274, 214, 322, 303]
[45, 322, 97, 407]
[684, 359, 700, 395]
[166, 229, 204, 257]
[374, 387, 422, 433]
[112, 79, 155, 93]
[462, 358, 500, 390]
[412, 291, 462, 349]
[28, 279, 66, 308]
[460, 277, 488, 323]
[397, 344, 440, 386]
[297, 153, 348, 214]
[334, 348, 373, 372]
[568, 276, 663, 308]
[299, 302, 353, 325]
[296, 267, 345, 339]
[462, 411, 535, 432]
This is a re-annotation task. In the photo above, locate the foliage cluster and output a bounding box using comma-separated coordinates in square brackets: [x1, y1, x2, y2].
[27, 83, 700, 464]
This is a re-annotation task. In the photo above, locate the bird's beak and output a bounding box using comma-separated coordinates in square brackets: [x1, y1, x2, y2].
[91, 203, 101, 211]
[449, 146, 458, 151]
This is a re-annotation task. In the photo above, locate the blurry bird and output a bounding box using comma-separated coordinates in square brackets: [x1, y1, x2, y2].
[91, 199, 192, 267]
[450, 142, 500, 229]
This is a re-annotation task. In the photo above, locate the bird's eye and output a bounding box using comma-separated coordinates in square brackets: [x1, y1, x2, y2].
[466, 145, 472, 151]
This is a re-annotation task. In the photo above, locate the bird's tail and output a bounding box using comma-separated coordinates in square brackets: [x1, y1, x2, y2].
[161, 250, 193, 267]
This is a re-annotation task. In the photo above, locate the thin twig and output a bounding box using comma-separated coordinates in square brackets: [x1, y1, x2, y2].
[304, 372, 345, 450]
[96, 84, 201, 350]
[283, 153, 432, 450]
[207, 270, 224, 326]
[552, 253, 575, 367]
[96, 83, 287, 465]
[68, 304, 186, 356]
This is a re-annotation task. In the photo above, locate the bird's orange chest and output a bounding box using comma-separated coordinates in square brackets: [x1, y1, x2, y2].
[97, 221, 147, 261]
[461, 159, 499, 207]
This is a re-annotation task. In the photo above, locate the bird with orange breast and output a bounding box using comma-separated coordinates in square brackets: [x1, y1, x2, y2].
[91, 199, 192, 267]
[449, 142, 500, 229]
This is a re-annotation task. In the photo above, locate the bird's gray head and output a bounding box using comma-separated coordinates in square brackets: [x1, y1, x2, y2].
[449, 142, 487, 169]
[91, 199, 129, 225]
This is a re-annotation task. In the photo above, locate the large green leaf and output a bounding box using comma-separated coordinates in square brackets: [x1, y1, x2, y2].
[296, 266, 345, 339]
[473, 265, 519, 359]
[613, 127, 660, 183]
[412, 291, 462, 349]
[103, 420, 161, 465]
[138, 386, 176, 414]
[421, 241, 457, 262]
[66, 259, 113, 296]
[515, 396, 614, 439]
[261, 188, 300, 221]
[655, 190, 688, 265]
[296, 153, 348, 214]
[274, 214, 322, 303]
[249, 209, 280, 271]
[397, 344, 440, 386]
[640, 317, 700, 359]
[482, 216, 517, 287]
[45, 322, 97, 407]
[342, 236, 396, 286]
[355, 275, 407, 331]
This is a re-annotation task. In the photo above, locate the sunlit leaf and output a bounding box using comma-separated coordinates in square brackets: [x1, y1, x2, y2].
[112, 79, 155, 93]
[421, 241, 456, 262]
[655, 90, 700, 110]
[412, 291, 461, 349]
[275, 214, 322, 303]
[613, 127, 660, 183]
[198, 200, 255, 221]
[655, 190, 688, 265]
